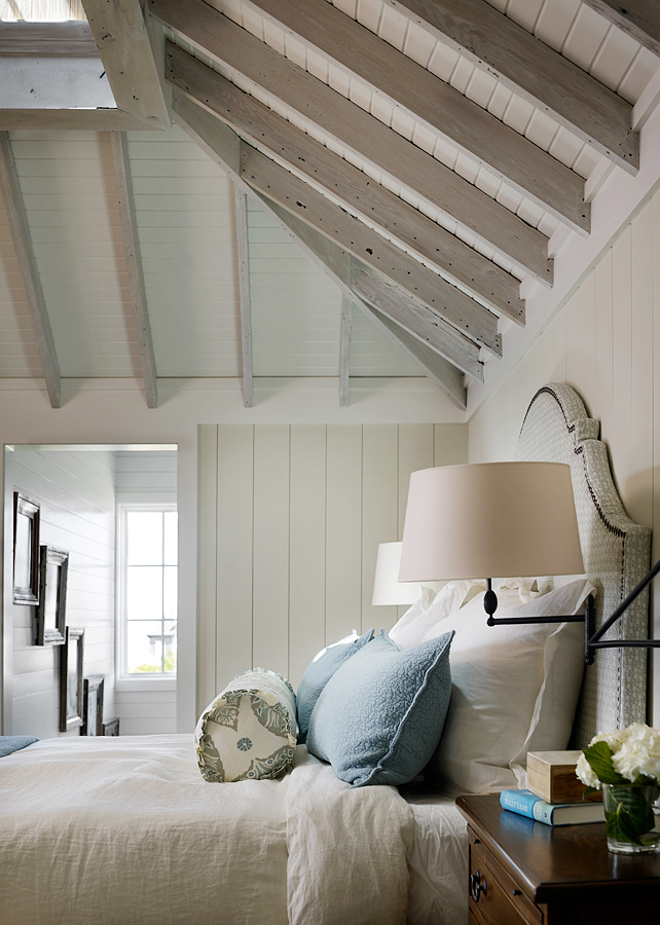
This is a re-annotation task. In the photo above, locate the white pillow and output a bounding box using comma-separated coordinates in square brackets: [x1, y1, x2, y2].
[424, 578, 594, 794]
[389, 580, 484, 649]
[195, 668, 297, 782]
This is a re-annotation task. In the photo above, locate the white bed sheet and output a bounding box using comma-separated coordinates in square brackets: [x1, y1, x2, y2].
[0, 736, 467, 925]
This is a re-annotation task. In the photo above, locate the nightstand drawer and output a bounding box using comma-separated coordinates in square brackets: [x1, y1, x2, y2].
[469, 835, 541, 925]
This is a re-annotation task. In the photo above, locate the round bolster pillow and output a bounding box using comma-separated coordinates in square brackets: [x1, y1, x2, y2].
[194, 668, 297, 782]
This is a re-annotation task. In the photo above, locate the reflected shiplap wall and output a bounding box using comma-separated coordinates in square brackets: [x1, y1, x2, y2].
[468, 188, 660, 725]
[197, 423, 468, 708]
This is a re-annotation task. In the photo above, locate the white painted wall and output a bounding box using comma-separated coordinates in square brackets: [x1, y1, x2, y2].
[5, 447, 116, 738]
[197, 423, 467, 709]
[468, 189, 660, 725]
[0, 377, 463, 735]
[114, 450, 178, 736]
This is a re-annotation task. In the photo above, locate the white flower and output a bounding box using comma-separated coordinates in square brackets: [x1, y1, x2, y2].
[576, 752, 601, 789]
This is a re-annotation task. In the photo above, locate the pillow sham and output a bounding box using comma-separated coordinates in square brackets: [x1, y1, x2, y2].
[306, 629, 454, 788]
[423, 579, 594, 794]
[0, 736, 38, 758]
[296, 629, 374, 743]
[390, 579, 485, 649]
[195, 668, 297, 782]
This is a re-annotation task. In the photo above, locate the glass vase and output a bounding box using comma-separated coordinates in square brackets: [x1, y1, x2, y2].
[602, 782, 660, 855]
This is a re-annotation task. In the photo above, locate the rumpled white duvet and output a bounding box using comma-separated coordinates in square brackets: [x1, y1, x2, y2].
[0, 735, 466, 925]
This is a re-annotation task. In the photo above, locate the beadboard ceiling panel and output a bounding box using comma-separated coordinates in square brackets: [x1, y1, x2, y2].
[0, 0, 659, 410]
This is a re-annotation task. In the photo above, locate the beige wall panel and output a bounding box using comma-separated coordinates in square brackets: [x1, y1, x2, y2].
[610, 225, 633, 503]
[565, 271, 596, 415]
[593, 249, 614, 430]
[434, 423, 470, 468]
[398, 425, 435, 541]
[362, 425, 399, 633]
[326, 425, 363, 645]
[252, 425, 290, 676]
[196, 424, 218, 712]
[289, 426, 327, 687]
[215, 425, 254, 692]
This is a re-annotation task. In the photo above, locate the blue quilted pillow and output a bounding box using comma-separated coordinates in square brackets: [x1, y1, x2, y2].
[306, 629, 454, 787]
[0, 736, 38, 758]
[296, 629, 374, 743]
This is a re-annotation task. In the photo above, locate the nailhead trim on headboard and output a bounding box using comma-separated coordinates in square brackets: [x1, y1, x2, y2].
[516, 383, 651, 742]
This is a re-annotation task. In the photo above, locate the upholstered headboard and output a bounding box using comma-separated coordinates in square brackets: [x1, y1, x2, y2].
[515, 383, 652, 744]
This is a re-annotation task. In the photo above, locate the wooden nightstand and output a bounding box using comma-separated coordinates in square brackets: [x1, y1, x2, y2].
[456, 793, 660, 925]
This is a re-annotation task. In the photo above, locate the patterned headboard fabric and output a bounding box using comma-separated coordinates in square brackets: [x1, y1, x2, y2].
[515, 383, 652, 744]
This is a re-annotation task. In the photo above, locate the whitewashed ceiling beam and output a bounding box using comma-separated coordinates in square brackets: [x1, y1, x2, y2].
[234, 188, 254, 409]
[388, 0, 639, 175]
[581, 0, 660, 58]
[241, 143, 501, 361]
[150, 0, 553, 287]
[0, 132, 61, 409]
[339, 296, 352, 408]
[266, 200, 475, 400]
[110, 132, 158, 409]
[360, 301, 467, 410]
[0, 21, 98, 55]
[0, 110, 160, 131]
[242, 0, 588, 234]
[172, 93, 468, 405]
[166, 44, 524, 325]
[81, 0, 170, 128]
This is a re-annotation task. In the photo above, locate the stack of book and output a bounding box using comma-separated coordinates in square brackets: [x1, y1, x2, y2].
[499, 750, 604, 826]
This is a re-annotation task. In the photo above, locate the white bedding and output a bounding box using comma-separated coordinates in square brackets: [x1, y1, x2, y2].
[0, 735, 467, 925]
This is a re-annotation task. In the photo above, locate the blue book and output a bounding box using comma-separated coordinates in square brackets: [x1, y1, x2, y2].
[500, 789, 604, 826]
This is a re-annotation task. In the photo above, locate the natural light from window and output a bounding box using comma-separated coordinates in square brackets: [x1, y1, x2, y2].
[121, 507, 178, 677]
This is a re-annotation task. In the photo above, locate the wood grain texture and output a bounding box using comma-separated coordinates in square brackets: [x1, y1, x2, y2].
[110, 132, 158, 409]
[0, 132, 61, 408]
[241, 0, 589, 232]
[389, 0, 638, 174]
[153, 2, 553, 284]
[234, 189, 253, 408]
[0, 109, 162, 131]
[0, 21, 98, 56]
[166, 46, 524, 322]
[81, 0, 170, 127]
[581, 0, 660, 57]
[241, 144, 501, 358]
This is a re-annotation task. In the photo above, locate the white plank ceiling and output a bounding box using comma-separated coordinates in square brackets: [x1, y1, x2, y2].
[0, 0, 659, 410]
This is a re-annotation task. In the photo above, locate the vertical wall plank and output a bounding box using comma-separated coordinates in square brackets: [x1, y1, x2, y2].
[434, 424, 469, 467]
[326, 425, 363, 644]
[629, 201, 654, 531]
[398, 425, 435, 540]
[289, 426, 327, 687]
[197, 425, 218, 712]
[566, 271, 597, 415]
[253, 425, 290, 675]
[362, 425, 399, 633]
[610, 225, 633, 502]
[215, 425, 254, 691]
[594, 248, 614, 432]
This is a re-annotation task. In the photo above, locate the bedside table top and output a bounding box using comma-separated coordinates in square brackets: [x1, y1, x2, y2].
[457, 792, 660, 904]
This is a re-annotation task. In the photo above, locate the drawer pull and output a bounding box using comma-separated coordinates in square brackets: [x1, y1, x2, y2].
[512, 889, 522, 896]
[469, 870, 488, 904]
[472, 837, 480, 845]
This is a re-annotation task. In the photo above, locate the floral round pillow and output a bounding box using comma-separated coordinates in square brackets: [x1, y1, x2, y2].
[194, 668, 297, 782]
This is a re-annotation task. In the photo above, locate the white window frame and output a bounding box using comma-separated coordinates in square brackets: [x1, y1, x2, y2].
[115, 502, 177, 693]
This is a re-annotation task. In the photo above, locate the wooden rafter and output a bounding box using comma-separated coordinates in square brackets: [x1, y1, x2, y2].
[0, 110, 161, 131]
[166, 43, 524, 324]
[110, 132, 159, 409]
[0, 133, 61, 409]
[240, 144, 499, 363]
[387, 0, 639, 175]
[234, 188, 254, 409]
[581, 0, 660, 59]
[81, 0, 170, 128]
[151, 0, 553, 286]
[172, 93, 468, 405]
[339, 297, 353, 408]
[0, 22, 98, 56]
[242, 0, 589, 234]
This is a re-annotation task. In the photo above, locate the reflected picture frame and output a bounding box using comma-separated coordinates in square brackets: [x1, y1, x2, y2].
[59, 627, 84, 732]
[12, 491, 40, 606]
[81, 675, 104, 737]
[36, 546, 68, 646]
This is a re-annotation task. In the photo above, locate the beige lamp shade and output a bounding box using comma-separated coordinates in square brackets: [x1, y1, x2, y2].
[399, 462, 584, 583]
[372, 542, 427, 605]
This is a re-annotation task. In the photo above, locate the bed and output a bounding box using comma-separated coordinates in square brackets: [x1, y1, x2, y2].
[0, 382, 651, 925]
